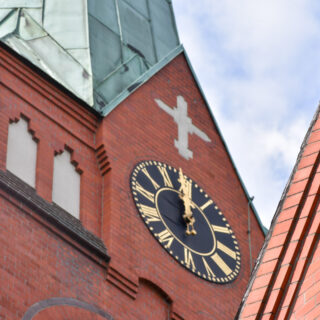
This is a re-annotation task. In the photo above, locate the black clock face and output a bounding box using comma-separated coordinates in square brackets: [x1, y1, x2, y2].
[130, 160, 241, 283]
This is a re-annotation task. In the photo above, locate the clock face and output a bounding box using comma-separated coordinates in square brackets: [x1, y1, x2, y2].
[130, 160, 241, 283]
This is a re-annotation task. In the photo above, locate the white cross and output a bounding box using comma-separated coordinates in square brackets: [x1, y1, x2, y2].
[155, 96, 211, 160]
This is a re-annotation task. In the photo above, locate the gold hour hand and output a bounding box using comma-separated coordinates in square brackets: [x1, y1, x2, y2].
[178, 168, 196, 235]
[178, 168, 185, 195]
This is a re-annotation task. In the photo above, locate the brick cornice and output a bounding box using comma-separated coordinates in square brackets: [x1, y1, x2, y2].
[0, 169, 110, 266]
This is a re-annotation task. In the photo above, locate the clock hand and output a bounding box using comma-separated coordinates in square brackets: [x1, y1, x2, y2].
[183, 199, 196, 236]
[178, 168, 197, 236]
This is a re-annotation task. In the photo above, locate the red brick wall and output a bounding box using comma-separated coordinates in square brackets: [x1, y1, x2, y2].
[291, 240, 320, 320]
[0, 194, 105, 319]
[98, 54, 265, 319]
[0, 191, 172, 320]
[0, 46, 102, 237]
[0, 44, 265, 320]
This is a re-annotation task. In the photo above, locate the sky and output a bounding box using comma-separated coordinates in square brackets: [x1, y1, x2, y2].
[172, 0, 320, 228]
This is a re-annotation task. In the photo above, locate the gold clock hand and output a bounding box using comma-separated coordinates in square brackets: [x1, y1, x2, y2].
[178, 168, 197, 235]
[178, 168, 186, 195]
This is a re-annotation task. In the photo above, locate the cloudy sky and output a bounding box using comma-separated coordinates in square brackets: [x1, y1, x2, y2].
[172, 1, 320, 228]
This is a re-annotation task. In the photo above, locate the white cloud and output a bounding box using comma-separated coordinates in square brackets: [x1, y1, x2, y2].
[173, 0, 320, 227]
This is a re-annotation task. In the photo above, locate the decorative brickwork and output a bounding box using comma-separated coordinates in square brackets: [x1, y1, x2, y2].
[95, 144, 111, 176]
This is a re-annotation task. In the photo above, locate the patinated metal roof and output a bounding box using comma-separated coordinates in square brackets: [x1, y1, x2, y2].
[0, 0, 180, 113]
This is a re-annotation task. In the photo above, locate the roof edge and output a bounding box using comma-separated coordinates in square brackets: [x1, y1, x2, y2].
[167, 0, 181, 44]
[181, 46, 267, 236]
[236, 102, 320, 317]
[0, 40, 102, 119]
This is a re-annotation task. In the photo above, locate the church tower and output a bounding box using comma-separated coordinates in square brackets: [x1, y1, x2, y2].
[0, 1, 265, 319]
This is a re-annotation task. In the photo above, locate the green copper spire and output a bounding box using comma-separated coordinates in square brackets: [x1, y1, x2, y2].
[0, 0, 180, 113]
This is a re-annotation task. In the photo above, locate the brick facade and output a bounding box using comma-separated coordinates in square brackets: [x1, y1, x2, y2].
[0, 43, 265, 319]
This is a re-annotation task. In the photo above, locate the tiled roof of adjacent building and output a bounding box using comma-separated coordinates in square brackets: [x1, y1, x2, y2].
[238, 104, 320, 319]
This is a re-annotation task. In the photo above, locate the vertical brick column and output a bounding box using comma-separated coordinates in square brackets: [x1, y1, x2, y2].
[36, 139, 54, 202]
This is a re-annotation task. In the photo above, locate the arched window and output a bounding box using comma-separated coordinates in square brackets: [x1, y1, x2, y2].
[6, 118, 37, 187]
[52, 150, 80, 219]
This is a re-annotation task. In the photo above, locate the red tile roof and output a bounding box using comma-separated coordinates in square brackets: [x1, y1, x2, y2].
[238, 105, 320, 319]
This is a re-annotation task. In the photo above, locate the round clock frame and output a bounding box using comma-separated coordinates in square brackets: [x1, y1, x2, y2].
[130, 160, 241, 284]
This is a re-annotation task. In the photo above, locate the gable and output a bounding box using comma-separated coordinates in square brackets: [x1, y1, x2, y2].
[98, 52, 266, 319]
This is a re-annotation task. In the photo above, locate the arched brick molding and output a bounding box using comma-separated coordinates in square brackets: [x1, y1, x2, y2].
[134, 278, 172, 320]
[22, 297, 113, 320]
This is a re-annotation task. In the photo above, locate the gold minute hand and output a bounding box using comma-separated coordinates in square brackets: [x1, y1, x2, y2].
[178, 168, 186, 195]
[178, 168, 197, 235]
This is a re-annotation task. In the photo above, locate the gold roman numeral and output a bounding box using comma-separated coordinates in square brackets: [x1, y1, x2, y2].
[200, 199, 213, 211]
[135, 182, 155, 203]
[184, 247, 195, 270]
[211, 225, 231, 234]
[139, 204, 160, 223]
[156, 229, 174, 248]
[211, 252, 232, 276]
[142, 168, 160, 190]
[202, 257, 216, 278]
[157, 166, 173, 188]
[217, 241, 237, 260]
